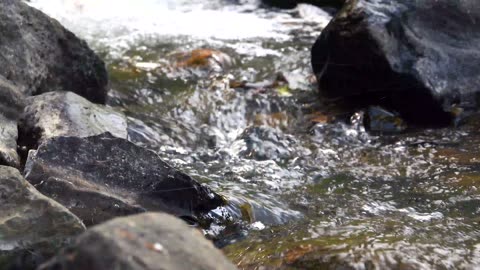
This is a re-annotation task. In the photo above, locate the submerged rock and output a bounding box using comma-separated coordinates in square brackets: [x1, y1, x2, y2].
[0, 166, 85, 270]
[38, 213, 237, 270]
[311, 0, 480, 125]
[0, 0, 108, 103]
[19, 91, 128, 150]
[365, 106, 407, 133]
[240, 126, 294, 161]
[24, 133, 225, 227]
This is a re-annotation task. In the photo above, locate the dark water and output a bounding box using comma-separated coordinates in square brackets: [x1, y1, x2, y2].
[29, 0, 480, 268]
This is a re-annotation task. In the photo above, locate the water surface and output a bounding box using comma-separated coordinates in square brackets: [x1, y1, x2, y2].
[29, 0, 480, 268]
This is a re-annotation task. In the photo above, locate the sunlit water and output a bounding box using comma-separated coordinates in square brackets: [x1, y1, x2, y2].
[29, 0, 480, 268]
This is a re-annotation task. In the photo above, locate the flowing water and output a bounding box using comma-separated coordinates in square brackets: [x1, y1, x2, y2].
[28, 0, 480, 269]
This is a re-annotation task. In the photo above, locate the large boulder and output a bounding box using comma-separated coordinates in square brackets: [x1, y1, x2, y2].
[0, 166, 85, 270]
[24, 133, 225, 227]
[0, 0, 108, 103]
[311, 0, 480, 125]
[18, 91, 128, 150]
[38, 213, 237, 270]
[0, 78, 24, 168]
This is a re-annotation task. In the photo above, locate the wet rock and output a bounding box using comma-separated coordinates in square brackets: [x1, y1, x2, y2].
[24, 133, 225, 227]
[38, 213, 237, 270]
[231, 73, 290, 93]
[0, 166, 85, 270]
[311, 0, 480, 125]
[19, 91, 128, 150]
[0, 0, 108, 103]
[364, 106, 407, 133]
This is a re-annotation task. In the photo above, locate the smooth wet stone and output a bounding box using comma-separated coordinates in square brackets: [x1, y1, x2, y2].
[365, 106, 407, 133]
[0, 78, 24, 168]
[0, 166, 85, 270]
[312, 0, 480, 125]
[19, 91, 128, 149]
[0, 0, 108, 103]
[37, 213, 237, 270]
[24, 133, 225, 227]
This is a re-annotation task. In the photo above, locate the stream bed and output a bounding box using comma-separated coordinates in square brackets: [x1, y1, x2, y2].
[28, 0, 480, 268]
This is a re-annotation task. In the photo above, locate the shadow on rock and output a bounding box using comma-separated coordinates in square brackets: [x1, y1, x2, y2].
[24, 133, 226, 227]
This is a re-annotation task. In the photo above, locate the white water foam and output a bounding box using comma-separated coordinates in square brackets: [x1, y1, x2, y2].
[28, 0, 289, 43]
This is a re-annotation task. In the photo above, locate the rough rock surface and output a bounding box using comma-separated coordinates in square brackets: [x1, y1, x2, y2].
[0, 0, 108, 103]
[0, 115, 18, 168]
[19, 91, 128, 149]
[38, 213, 237, 270]
[312, 0, 480, 124]
[0, 166, 85, 270]
[0, 78, 24, 168]
[24, 133, 225, 227]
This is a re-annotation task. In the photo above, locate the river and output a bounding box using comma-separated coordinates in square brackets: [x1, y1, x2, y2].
[28, 0, 480, 268]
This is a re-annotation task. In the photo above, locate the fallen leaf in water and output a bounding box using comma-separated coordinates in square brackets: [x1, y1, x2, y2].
[253, 112, 289, 128]
[309, 112, 334, 124]
[276, 85, 292, 97]
[284, 244, 314, 264]
[172, 49, 233, 70]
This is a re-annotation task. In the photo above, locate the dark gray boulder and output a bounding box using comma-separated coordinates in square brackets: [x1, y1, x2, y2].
[18, 91, 128, 150]
[0, 166, 85, 270]
[311, 0, 480, 125]
[0, 0, 108, 103]
[24, 133, 225, 227]
[0, 78, 24, 168]
[37, 213, 237, 270]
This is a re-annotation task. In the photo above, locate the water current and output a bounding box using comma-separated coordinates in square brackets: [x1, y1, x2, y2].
[28, 0, 480, 268]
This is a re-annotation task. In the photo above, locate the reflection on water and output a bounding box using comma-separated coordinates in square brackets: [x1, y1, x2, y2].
[29, 0, 480, 268]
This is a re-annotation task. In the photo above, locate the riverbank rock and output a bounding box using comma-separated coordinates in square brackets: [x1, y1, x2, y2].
[0, 78, 24, 168]
[262, 0, 344, 9]
[0, 166, 85, 270]
[24, 133, 225, 227]
[18, 91, 128, 150]
[312, 0, 480, 125]
[0, 0, 108, 103]
[38, 213, 237, 270]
